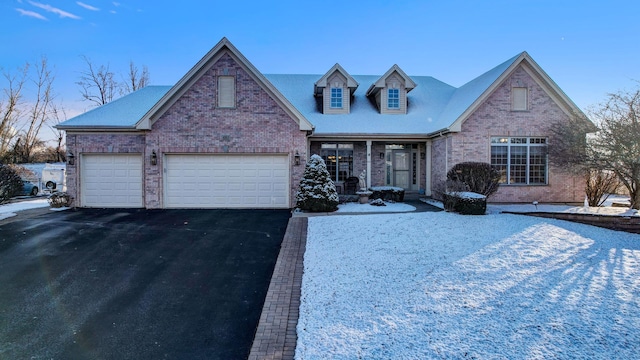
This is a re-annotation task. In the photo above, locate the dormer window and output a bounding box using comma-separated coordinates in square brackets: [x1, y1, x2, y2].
[331, 87, 343, 108]
[314, 64, 359, 114]
[388, 88, 400, 109]
[366, 65, 416, 114]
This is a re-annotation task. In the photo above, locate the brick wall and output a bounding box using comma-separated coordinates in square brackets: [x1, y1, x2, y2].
[65, 133, 145, 206]
[431, 65, 585, 203]
[68, 52, 308, 208]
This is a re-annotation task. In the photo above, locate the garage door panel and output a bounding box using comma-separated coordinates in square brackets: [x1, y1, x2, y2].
[165, 154, 289, 208]
[82, 154, 142, 208]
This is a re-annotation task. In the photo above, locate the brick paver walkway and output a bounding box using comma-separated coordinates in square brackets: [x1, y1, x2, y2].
[248, 216, 308, 360]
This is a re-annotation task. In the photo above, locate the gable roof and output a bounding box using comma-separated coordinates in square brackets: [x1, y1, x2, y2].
[445, 51, 588, 134]
[58, 39, 587, 138]
[365, 64, 417, 97]
[136, 37, 313, 131]
[314, 63, 359, 96]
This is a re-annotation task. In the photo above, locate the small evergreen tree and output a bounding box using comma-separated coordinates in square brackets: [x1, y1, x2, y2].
[296, 154, 339, 212]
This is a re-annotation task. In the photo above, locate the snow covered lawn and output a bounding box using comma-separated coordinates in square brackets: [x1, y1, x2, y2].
[297, 212, 640, 359]
[0, 199, 49, 220]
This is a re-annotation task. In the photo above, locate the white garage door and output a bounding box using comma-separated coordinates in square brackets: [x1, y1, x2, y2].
[82, 154, 143, 208]
[164, 154, 289, 208]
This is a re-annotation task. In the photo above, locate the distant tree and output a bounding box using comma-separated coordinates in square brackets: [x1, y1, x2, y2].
[122, 61, 150, 94]
[1, 57, 58, 164]
[76, 55, 117, 106]
[47, 105, 67, 162]
[549, 86, 640, 209]
[77, 56, 150, 106]
[13, 57, 55, 163]
[0, 66, 27, 161]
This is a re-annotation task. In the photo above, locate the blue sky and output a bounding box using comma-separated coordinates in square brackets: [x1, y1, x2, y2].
[2, 0, 639, 143]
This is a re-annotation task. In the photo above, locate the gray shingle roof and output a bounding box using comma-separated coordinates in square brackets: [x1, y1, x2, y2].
[57, 86, 171, 128]
[58, 54, 523, 136]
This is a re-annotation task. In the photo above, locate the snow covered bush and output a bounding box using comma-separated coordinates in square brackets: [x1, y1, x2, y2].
[447, 162, 500, 198]
[443, 191, 487, 215]
[0, 165, 23, 204]
[296, 154, 339, 212]
[48, 192, 72, 208]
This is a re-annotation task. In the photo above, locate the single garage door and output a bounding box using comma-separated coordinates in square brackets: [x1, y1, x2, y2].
[164, 154, 289, 208]
[82, 154, 143, 207]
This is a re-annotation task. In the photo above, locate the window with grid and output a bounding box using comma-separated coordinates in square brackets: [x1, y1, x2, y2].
[388, 88, 399, 109]
[490, 137, 547, 185]
[330, 87, 343, 108]
[320, 143, 353, 182]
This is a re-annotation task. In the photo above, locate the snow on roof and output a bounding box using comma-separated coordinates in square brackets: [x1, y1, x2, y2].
[264, 54, 521, 136]
[57, 86, 172, 128]
[266, 74, 456, 135]
[57, 54, 523, 135]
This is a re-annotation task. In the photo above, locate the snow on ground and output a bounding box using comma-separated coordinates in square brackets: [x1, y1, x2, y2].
[424, 194, 638, 217]
[0, 199, 50, 220]
[336, 202, 416, 213]
[297, 212, 640, 359]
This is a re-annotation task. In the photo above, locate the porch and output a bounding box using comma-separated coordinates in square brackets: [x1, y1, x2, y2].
[309, 140, 430, 195]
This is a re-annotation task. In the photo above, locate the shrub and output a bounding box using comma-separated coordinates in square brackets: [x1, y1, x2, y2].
[295, 154, 339, 212]
[447, 162, 500, 198]
[48, 192, 73, 208]
[0, 165, 24, 204]
[443, 192, 487, 215]
[585, 169, 619, 207]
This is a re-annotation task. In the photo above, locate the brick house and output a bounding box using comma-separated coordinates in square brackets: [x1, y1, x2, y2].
[57, 37, 590, 208]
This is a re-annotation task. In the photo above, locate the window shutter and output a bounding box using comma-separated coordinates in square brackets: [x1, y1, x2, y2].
[218, 76, 235, 108]
[512, 87, 527, 110]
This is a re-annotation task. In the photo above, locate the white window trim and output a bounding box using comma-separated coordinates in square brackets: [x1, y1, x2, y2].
[387, 88, 400, 109]
[491, 136, 548, 185]
[330, 87, 343, 109]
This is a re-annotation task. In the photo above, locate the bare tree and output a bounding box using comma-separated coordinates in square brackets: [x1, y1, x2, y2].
[77, 57, 150, 106]
[122, 61, 150, 94]
[48, 105, 67, 162]
[549, 86, 640, 209]
[0, 66, 28, 160]
[76, 55, 117, 106]
[590, 87, 640, 209]
[14, 56, 55, 163]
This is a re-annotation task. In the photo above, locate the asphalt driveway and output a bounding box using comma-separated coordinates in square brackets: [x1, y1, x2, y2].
[0, 208, 290, 360]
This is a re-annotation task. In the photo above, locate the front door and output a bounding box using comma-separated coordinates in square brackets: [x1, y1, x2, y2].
[392, 150, 410, 188]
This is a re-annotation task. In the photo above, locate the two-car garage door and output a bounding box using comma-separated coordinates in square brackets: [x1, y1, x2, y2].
[81, 153, 289, 208]
[164, 154, 289, 208]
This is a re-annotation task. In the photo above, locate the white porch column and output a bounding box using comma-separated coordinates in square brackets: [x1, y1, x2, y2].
[366, 140, 372, 188]
[425, 140, 432, 196]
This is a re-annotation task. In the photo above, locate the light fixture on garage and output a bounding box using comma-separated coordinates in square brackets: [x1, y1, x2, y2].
[66, 151, 75, 165]
[150, 150, 158, 166]
[294, 151, 301, 166]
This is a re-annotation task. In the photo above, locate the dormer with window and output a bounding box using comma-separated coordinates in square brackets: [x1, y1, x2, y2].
[314, 64, 359, 114]
[366, 65, 416, 114]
